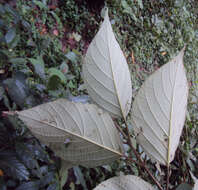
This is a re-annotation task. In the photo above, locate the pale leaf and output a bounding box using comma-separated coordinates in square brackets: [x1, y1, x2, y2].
[194, 180, 198, 190]
[93, 175, 154, 190]
[83, 10, 132, 118]
[176, 183, 192, 190]
[18, 99, 123, 168]
[131, 49, 188, 165]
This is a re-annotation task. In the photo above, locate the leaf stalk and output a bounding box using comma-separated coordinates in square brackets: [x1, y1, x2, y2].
[121, 118, 163, 190]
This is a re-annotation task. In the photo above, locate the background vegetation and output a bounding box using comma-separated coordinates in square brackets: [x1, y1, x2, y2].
[0, 0, 197, 189]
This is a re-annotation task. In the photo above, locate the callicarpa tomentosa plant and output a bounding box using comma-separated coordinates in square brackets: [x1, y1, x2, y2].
[6, 9, 198, 190]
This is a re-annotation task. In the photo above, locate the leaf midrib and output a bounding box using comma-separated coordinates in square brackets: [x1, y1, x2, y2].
[18, 111, 122, 156]
[167, 59, 180, 165]
[105, 14, 126, 119]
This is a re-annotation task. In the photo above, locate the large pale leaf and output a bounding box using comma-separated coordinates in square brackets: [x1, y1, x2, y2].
[131, 49, 188, 165]
[176, 183, 192, 190]
[93, 175, 154, 190]
[194, 180, 198, 190]
[18, 99, 123, 168]
[82, 10, 132, 118]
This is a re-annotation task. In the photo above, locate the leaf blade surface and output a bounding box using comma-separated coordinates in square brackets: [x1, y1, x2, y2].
[18, 99, 123, 168]
[93, 175, 154, 190]
[131, 49, 188, 165]
[194, 180, 198, 190]
[83, 10, 132, 118]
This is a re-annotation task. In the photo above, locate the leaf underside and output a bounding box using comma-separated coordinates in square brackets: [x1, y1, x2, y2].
[18, 99, 123, 168]
[83, 10, 132, 119]
[93, 175, 154, 190]
[194, 180, 198, 190]
[131, 49, 188, 165]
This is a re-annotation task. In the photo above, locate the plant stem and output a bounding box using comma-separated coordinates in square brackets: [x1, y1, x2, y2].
[166, 165, 170, 190]
[122, 118, 163, 190]
[122, 154, 140, 166]
[114, 120, 128, 140]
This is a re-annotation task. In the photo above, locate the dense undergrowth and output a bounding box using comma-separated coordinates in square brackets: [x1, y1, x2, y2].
[0, 0, 197, 189]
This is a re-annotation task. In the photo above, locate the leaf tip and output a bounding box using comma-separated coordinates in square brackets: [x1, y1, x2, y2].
[104, 7, 109, 17]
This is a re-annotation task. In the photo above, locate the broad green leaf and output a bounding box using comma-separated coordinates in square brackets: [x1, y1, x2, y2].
[73, 166, 88, 190]
[137, 0, 143, 9]
[18, 99, 123, 168]
[60, 169, 68, 188]
[175, 0, 184, 7]
[48, 68, 67, 84]
[0, 151, 30, 181]
[9, 34, 20, 49]
[3, 72, 30, 108]
[4, 4, 20, 22]
[5, 27, 16, 44]
[121, 1, 137, 22]
[29, 57, 45, 80]
[33, 0, 46, 9]
[15, 143, 39, 170]
[93, 175, 154, 190]
[50, 11, 62, 28]
[47, 75, 61, 90]
[131, 49, 188, 165]
[65, 52, 77, 63]
[9, 58, 26, 64]
[83, 10, 132, 119]
[121, 0, 132, 13]
[68, 80, 76, 89]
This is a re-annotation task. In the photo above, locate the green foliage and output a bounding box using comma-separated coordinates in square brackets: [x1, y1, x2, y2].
[29, 57, 46, 80]
[0, 117, 58, 189]
[0, 1, 104, 189]
[109, 0, 198, 66]
[3, 72, 38, 109]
